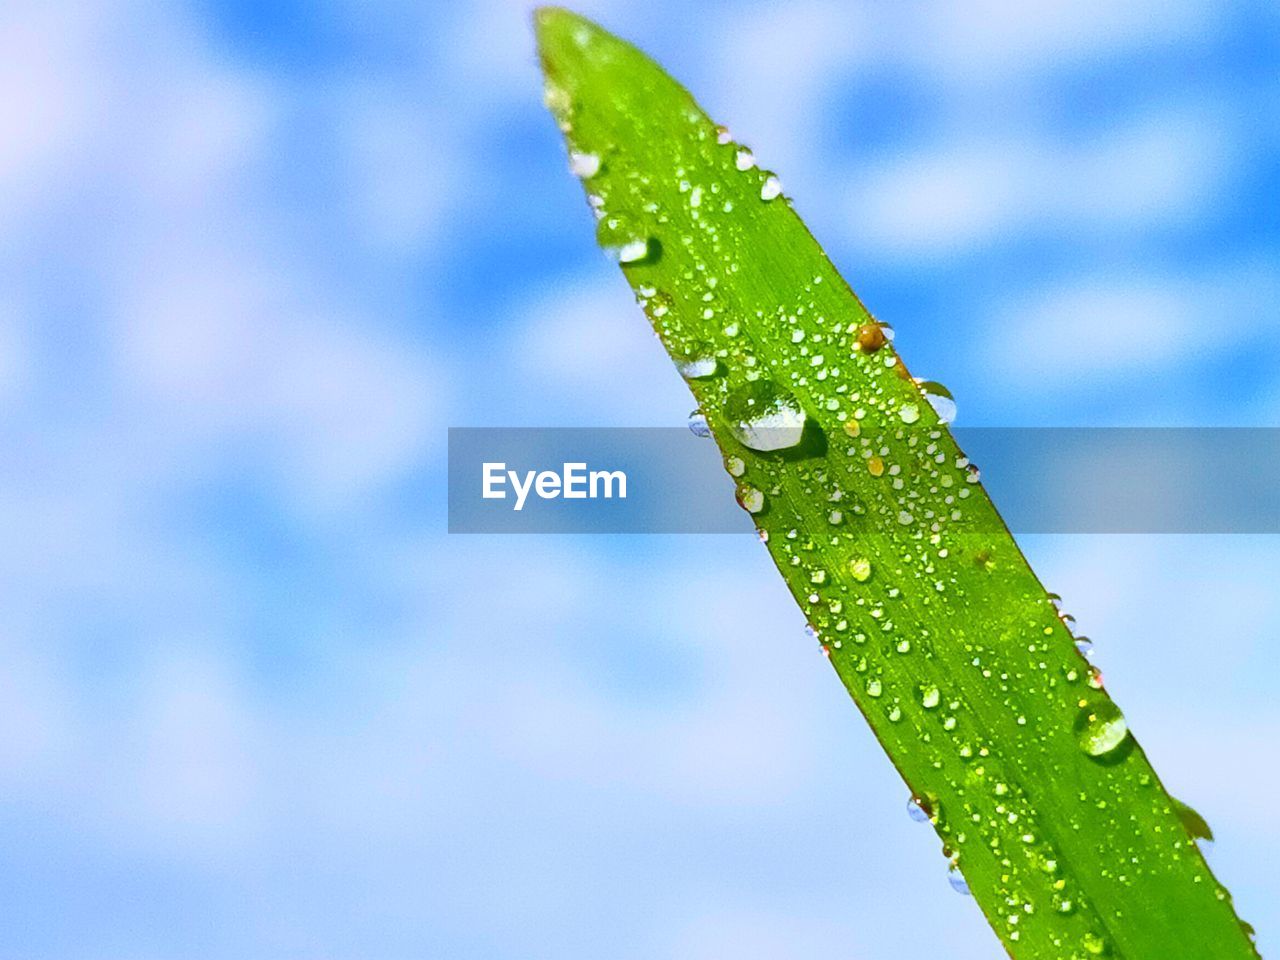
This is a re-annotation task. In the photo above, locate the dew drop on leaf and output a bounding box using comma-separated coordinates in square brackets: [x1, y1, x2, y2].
[687, 409, 711, 438]
[1075, 700, 1128, 757]
[907, 795, 931, 823]
[760, 175, 782, 201]
[736, 484, 765, 514]
[616, 238, 650, 263]
[568, 150, 600, 178]
[917, 380, 957, 424]
[676, 345, 719, 379]
[725, 380, 808, 452]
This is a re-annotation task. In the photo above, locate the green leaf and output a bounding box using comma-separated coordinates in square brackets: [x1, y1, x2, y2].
[534, 8, 1257, 958]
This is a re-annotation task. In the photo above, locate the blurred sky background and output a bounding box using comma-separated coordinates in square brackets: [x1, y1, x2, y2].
[1, 0, 1278, 957]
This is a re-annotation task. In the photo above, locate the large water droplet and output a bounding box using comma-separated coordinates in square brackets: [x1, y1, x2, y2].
[1082, 931, 1108, 955]
[734, 148, 756, 171]
[725, 380, 808, 452]
[760, 176, 782, 201]
[1075, 700, 1128, 757]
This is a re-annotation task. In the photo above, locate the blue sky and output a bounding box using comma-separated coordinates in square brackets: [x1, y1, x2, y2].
[0, 0, 1277, 957]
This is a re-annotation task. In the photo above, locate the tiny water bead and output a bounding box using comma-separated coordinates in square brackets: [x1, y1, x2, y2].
[907, 795, 931, 823]
[947, 865, 971, 896]
[687, 409, 711, 438]
[725, 380, 809, 452]
[568, 150, 600, 178]
[1082, 931, 1108, 955]
[1075, 700, 1129, 757]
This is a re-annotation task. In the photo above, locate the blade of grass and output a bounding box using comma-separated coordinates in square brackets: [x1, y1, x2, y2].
[534, 8, 1257, 958]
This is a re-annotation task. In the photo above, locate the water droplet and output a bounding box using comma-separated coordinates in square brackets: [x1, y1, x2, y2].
[760, 176, 782, 201]
[848, 557, 872, 582]
[735, 148, 756, 171]
[917, 381, 957, 424]
[948, 865, 971, 896]
[866, 678, 883, 698]
[725, 456, 745, 477]
[899, 402, 920, 424]
[842, 418, 861, 438]
[907, 796, 931, 823]
[922, 685, 940, 709]
[867, 456, 885, 477]
[1075, 700, 1128, 757]
[737, 484, 765, 514]
[725, 381, 809, 452]
[1082, 931, 1107, 955]
[596, 217, 651, 263]
[568, 151, 600, 178]
[716, 125, 732, 145]
[688, 409, 711, 438]
[1075, 637, 1094, 657]
[617, 238, 650, 263]
[676, 344, 719, 379]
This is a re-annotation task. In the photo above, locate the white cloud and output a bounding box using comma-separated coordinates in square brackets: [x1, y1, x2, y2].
[987, 258, 1280, 391]
[908, 0, 1224, 82]
[845, 103, 1232, 258]
[511, 275, 690, 425]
